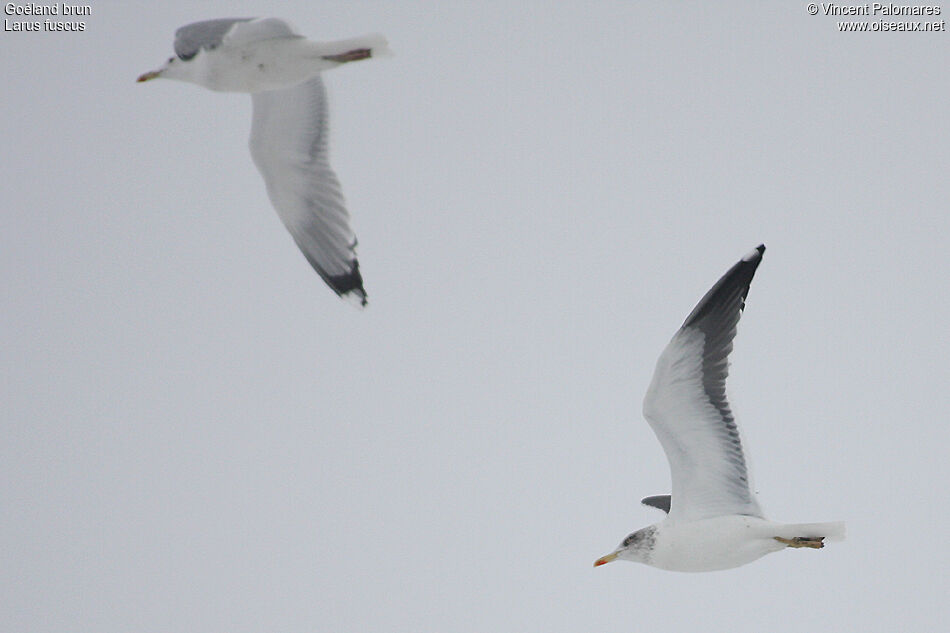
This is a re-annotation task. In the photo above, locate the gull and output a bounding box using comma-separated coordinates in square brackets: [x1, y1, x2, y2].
[138, 18, 390, 306]
[594, 245, 844, 572]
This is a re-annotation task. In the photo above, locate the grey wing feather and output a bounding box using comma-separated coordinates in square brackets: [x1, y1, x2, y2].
[249, 77, 366, 305]
[173, 18, 252, 60]
[641, 495, 671, 513]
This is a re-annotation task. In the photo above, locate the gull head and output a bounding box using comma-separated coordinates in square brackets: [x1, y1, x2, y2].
[137, 56, 186, 83]
[594, 526, 657, 567]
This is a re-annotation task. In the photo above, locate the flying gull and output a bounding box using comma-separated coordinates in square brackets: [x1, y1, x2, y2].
[138, 18, 390, 306]
[594, 245, 844, 572]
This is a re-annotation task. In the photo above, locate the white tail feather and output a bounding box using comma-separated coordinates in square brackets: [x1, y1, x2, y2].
[782, 521, 846, 541]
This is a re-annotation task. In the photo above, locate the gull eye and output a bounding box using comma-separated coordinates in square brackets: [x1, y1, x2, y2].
[168, 57, 175, 63]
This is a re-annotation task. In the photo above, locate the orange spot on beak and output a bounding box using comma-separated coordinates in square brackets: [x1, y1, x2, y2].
[593, 552, 618, 567]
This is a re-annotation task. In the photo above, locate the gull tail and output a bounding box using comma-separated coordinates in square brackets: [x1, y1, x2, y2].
[777, 521, 846, 542]
[319, 33, 392, 64]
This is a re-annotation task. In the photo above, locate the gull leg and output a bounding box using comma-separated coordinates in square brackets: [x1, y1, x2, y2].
[774, 536, 825, 549]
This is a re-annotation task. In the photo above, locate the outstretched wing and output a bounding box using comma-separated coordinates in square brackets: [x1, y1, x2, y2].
[249, 76, 366, 305]
[642, 246, 765, 521]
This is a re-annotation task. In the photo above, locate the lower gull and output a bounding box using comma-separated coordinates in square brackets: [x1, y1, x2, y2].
[594, 245, 844, 572]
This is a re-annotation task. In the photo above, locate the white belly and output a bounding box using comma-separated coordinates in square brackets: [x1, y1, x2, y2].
[648, 516, 786, 572]
[193, 40, 332, 93]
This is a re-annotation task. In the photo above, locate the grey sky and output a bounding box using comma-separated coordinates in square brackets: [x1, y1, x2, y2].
[2, 2, 949, 631]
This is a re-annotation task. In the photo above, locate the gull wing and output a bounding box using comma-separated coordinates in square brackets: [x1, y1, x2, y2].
[641, 495, 671, 514]
[174, 18, 301, 61]
[249, 76, 366, 305]
[173, 18, 253, 60]
[642, 246, 765, 521]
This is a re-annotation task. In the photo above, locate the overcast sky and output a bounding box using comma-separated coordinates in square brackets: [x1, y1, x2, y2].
[3, 2, 949, 632]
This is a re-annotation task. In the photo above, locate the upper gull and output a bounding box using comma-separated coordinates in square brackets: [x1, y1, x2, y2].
[138, 17, 390, 305]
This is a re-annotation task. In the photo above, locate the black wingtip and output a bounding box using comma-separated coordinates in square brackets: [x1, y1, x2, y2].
[326, 264, 368, 308]
[300, 248, 368, 307]
[681, 244, 766, 329]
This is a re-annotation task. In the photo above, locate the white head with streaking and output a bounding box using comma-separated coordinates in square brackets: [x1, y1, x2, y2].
[138, 18, 391, 306]
[594, 245, 845, 573]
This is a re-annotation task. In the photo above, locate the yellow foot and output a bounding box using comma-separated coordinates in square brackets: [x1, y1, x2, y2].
[774, 536, 825, 549]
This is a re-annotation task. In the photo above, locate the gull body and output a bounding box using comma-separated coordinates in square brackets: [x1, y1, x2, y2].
[138, 18, 389, 305]
[148, 30, 385, 93]
[616, 515, 844, 573]
[595, 246, 844, 573]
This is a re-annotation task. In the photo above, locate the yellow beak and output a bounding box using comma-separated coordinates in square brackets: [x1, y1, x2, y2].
[593, 552, 619, 567]
[137, 70, 161, 83]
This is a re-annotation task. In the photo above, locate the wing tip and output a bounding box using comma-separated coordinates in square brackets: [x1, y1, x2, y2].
[742, 243, 766, 262]
[325, 262, 368, 308]
[681, 244, 766, 329]
[296, 241, 367, 307]
[342, 287, 369, 308]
